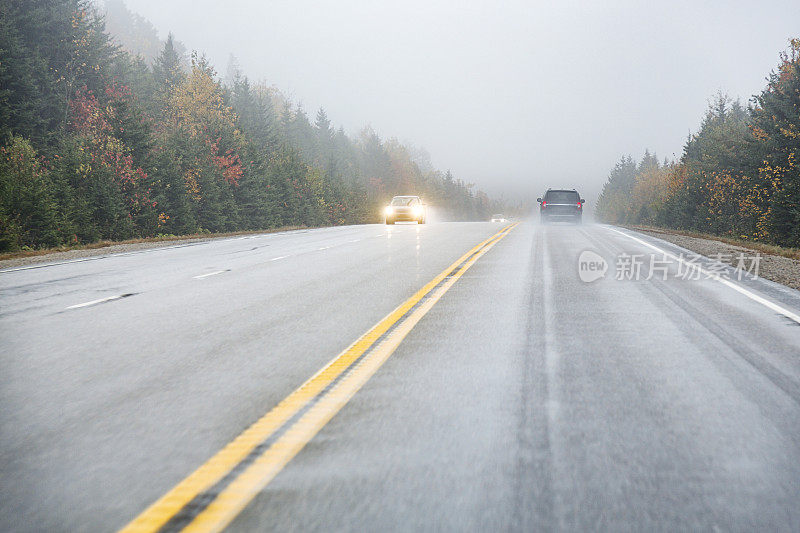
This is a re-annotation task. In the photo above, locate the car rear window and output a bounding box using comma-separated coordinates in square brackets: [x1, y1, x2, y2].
[544, 191, 578, 203]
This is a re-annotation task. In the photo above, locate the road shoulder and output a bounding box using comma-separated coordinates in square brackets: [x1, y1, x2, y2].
[631, 227, 800, 291]
[0, 227, 310, 271]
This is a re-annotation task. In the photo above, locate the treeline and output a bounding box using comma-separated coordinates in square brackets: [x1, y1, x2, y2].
[0, 0, 499, 252]
[596, 39, 800, 247]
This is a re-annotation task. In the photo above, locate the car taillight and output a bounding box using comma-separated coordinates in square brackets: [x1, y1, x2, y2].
[577, 202, 582, 209]
[541, 201, 546, 207]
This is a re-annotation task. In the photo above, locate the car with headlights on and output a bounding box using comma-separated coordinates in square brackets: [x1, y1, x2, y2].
[385, 196, 426, 224]
[491, 214, 507, 222]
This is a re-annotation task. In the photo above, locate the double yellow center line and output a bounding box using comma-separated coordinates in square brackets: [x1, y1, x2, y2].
[121, 223, 518, 533]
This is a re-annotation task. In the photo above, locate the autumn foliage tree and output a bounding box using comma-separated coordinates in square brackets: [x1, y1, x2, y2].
[597, 39, 800, 247]
[0, 0, 499, 252]
[751, 38, 800, 246]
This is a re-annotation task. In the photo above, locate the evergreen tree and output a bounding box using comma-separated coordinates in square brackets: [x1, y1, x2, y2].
[152, 33, 185, 97]
[0, 0, 502, 249]
[0, 137, 60, 249]
[752, 39, 800, 246]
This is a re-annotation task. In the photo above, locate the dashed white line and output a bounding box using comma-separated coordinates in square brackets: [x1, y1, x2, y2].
[269, 255, 289, 261]
[607, 226, 800, 325]
[193, 270, 228, 280]
[66, 295, 126, 310]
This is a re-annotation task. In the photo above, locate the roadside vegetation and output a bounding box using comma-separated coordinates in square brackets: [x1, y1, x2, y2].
[596, 39, 800, 249]
[0, 0, 502, 253]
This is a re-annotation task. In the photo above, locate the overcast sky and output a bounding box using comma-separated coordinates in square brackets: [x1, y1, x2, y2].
[122, 0, 799, 202]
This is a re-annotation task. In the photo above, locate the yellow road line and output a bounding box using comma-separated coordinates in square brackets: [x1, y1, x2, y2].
[120, 223, 517, 533]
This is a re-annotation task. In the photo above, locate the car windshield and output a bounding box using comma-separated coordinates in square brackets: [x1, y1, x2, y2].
[544, 191, 578, 203]
[391, 197, 417, 206]
[493, 214, 504, 218]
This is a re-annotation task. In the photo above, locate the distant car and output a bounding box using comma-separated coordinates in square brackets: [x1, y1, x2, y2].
[491, 214, 507, 222]
[384, 195, 426, 224]
[537, 189, 585, 224]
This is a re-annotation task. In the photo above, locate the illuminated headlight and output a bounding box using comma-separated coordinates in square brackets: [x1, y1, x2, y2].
[412, 205, 423, 216]
[384, 206, 394, 215]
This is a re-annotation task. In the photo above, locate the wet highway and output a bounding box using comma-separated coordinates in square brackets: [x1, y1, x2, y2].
[1, 222, 799, 531]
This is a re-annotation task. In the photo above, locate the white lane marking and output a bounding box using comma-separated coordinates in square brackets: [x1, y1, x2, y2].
[0, 228, 328, 274]
[317, 246, 332, 251]
[0, 241, 213, 273]
[3, 259, 82, 273]
[66, 295, 125, 310]
[349, 239, 361, 243]
[269, 255, 289, 261]
[607, 226, 800, 325]
[193, 270, 228, 280]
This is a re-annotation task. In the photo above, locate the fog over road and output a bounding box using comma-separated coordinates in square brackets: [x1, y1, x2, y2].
[1, 222, 800, 531]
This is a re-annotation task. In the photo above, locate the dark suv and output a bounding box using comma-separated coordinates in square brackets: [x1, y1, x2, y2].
[537, 189, 585, 224]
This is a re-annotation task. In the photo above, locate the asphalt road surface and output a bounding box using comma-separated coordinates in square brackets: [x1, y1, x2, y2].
[2, 222, 800, 532]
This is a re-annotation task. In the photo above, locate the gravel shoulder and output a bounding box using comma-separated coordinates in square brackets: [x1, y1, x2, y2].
[634, 227, 800, 291]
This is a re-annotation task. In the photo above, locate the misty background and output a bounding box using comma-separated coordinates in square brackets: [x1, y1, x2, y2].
[113, 0, 798, 207]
